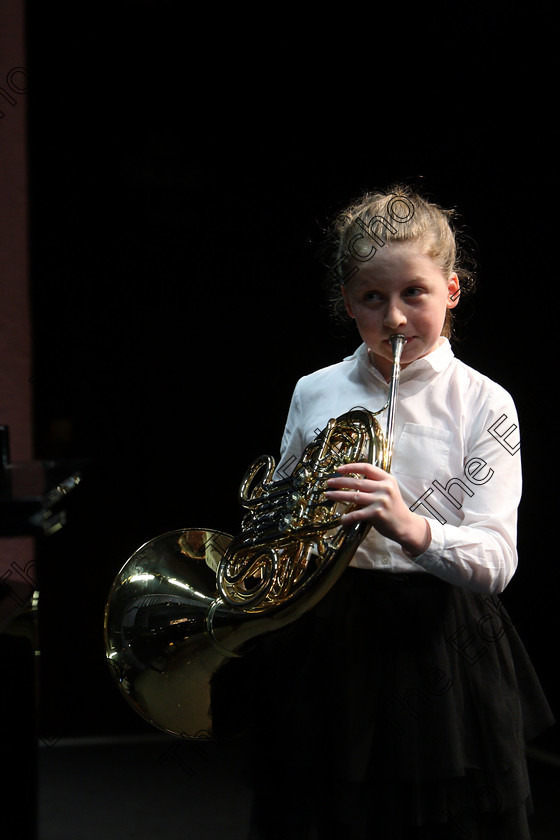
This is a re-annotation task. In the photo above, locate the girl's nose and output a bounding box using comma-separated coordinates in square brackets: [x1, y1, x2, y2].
[384, 304, 406, 329]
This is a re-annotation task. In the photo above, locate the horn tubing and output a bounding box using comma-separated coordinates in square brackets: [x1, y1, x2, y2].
[383, 333, 406, 471]
[103, 334, 408, 738]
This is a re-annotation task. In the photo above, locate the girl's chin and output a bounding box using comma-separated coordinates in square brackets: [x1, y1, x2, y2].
[377, 336, 445, 364]
[372, 337, 429, 370]
[379, 336, 418, 357]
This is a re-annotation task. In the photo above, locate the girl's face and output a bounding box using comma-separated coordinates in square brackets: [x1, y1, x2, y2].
[341, 242, 460, 380]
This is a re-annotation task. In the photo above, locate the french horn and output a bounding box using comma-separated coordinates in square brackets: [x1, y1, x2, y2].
[104, 335, 406, 739]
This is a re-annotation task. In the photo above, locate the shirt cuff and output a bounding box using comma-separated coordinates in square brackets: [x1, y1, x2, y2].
[402, 518, 445, 569]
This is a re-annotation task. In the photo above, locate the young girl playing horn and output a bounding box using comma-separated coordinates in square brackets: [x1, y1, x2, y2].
[246, 185, 554, 840]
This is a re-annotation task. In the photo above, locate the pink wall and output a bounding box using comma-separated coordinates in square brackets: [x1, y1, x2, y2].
[0, 1, 35, 627]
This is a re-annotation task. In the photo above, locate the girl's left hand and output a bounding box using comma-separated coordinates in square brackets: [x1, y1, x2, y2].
[324, 462, 431, 557]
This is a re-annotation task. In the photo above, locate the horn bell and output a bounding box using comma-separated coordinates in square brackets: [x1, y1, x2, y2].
[104, 408, 384, 739]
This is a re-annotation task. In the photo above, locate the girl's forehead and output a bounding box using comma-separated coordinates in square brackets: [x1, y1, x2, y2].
[348, 242, 442, 284]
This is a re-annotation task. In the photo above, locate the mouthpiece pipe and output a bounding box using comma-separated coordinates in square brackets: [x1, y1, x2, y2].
[383, 334, 406, 471]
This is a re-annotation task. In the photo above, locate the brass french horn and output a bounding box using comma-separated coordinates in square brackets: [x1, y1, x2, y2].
[104, 335, 406, 739]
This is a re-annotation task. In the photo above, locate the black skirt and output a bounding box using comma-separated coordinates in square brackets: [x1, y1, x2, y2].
[241, 567, 555, 840]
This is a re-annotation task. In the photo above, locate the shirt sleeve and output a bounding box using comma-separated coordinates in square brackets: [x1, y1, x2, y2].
[407, 389, 522, 595]
[273, 381, 306, 481]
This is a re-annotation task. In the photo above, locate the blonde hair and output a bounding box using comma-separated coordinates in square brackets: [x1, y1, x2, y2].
[323, 184, 476, 340]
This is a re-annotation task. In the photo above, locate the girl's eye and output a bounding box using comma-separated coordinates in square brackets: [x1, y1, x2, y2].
[361, 287, 425, 304]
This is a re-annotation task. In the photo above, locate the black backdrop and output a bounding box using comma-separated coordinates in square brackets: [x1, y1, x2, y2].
[25, 3, 558, 753]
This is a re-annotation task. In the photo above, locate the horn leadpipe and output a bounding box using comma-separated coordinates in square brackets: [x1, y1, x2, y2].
[382, 333, 406, 471]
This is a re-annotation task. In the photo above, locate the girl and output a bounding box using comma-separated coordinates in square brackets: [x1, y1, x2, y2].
[246, 186, 554, 840]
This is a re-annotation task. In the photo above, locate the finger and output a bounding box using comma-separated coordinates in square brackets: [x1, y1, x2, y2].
[325, 474, 378, 492]
[340, 505, 373, 525]
[333, 462, 387, 479]
[324, 487, 371, 505]
[324, 479, 362, 494]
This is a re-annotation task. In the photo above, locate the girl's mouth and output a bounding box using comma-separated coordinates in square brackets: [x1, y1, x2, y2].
[384, 336, 415, 344]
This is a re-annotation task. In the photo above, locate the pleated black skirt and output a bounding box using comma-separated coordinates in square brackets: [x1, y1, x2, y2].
[240, 567, 554, 840]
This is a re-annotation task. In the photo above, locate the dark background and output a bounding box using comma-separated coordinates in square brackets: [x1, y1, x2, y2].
[25, 2, 558, 756]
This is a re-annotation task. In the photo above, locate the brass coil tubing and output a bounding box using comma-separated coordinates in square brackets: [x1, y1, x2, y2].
[104, 335, 406, 738]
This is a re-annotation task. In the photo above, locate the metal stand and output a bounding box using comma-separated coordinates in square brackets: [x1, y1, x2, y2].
[0, 425, 82, 840]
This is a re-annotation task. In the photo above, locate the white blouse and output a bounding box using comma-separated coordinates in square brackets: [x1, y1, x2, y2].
[276, 339, 522, 595]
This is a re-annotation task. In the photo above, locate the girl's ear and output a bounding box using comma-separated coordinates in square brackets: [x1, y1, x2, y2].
[447, 274, 460, 308]
[341, 284, 355, 319]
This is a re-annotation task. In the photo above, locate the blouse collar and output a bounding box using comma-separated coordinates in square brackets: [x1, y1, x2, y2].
[348, 338, 455, 384]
